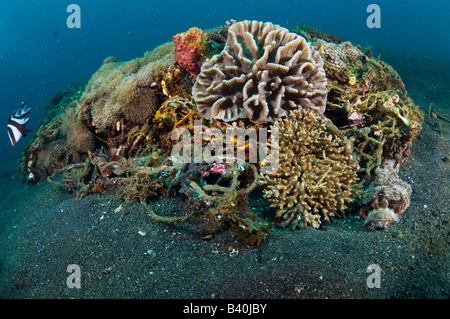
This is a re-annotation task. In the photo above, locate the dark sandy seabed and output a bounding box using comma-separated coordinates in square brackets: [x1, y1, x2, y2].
[0, 53, 448, 300]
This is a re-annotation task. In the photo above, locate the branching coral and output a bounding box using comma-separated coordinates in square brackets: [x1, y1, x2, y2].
[261, 108, 360, 228]
[193, 20, 328, 122]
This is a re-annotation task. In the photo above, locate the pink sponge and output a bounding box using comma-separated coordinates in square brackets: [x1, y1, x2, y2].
[173, 27, 207, 76]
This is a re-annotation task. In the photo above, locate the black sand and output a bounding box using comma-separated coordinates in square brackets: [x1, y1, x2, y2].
[0, 54, 448, 299]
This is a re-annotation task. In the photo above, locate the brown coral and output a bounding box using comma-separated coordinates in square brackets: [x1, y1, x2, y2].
[317, 40, 365, 71]
[192, 20, 328, 122]
[360, 160, 412, 230]
[65, 108, 95, 161]
[109, 72, 158, 125]
[80, 43, 175, 132]
[261, 108, 360, 228]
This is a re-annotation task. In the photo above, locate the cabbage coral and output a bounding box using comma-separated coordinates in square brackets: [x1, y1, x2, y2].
[192, 20, 328, 122]
[261, 108, 360, 228]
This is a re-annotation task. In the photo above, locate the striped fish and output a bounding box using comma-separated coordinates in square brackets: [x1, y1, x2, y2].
[7, 102, 32, 146]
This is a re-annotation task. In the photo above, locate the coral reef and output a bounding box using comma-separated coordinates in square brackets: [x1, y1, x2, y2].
[19, 86, 81, 183]
[153, 96, 203, 151]
[40, 83, 85, 126]
[79, 53, 162, 132]
[19, 21, 424, 246]
[318, 40, 366, 71]
[192, 20, 328, 122]
[360, 160, 412, 230]
[111, 71, 158, 125]
[261, 108, 360, 229]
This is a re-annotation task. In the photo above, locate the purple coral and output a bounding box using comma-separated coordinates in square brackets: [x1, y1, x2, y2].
[210, 163, 227, 175]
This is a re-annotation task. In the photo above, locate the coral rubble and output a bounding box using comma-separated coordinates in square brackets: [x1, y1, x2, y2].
[360, 160, 412, 230]
[192, 20, 328, 122]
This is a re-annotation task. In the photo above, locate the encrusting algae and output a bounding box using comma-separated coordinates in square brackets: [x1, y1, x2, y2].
[19, 20, 423, 246]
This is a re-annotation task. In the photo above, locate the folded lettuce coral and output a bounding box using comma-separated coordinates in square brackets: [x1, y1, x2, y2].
[261, 108, 360, 228]
[193, 20, 328, 122]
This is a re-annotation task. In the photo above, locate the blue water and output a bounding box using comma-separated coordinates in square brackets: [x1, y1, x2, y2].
[0, 0, 449, 153]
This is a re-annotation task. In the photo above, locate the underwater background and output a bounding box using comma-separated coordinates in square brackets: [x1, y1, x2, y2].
[0, 0, 448, 299]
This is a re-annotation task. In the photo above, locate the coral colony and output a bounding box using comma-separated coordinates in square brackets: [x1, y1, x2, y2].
[20, 20, 423, 245]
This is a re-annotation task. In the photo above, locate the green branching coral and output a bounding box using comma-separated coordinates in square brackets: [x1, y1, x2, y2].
[261, 108, 360, 228]
[193, 20, 328, 122]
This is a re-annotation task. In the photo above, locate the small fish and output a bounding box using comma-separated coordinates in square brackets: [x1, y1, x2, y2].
[7, 102, 32, 146]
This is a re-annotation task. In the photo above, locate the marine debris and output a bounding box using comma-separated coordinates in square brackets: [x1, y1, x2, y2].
[426, 103, 450, 135]
[19, 20, 423, 245]
[310, 37, 424, 180]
